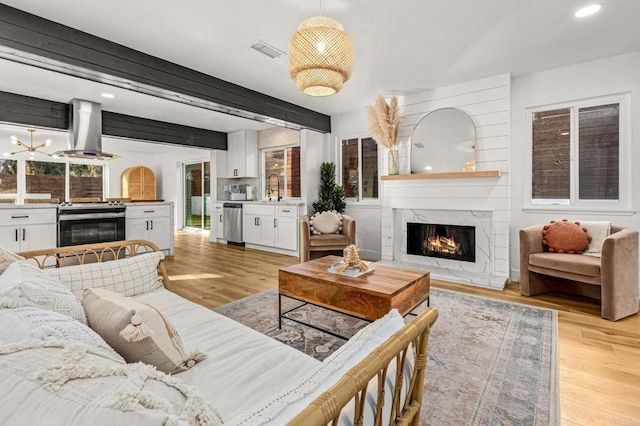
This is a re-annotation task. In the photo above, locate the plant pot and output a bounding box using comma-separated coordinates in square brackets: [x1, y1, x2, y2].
[388, 149, 399, 175]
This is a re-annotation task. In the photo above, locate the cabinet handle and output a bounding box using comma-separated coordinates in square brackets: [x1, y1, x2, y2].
[274, 218, 277, 228]
[11, 215, 29, 219]
[219, 215, 223, 222]
[150, 220, 154, 230]
[146, 220, 149, 231]
[22, 228, 25, 241]
[15, 229, 18, 242]
[282, 209, 291, 213]
[144, 210, 155, 213]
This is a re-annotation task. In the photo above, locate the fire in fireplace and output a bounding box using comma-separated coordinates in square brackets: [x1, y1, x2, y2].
[407, 222, 475, 263]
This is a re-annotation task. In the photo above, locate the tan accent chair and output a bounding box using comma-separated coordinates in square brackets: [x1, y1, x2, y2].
[300, 214, 356, 263]
[520, 224, 639, 321]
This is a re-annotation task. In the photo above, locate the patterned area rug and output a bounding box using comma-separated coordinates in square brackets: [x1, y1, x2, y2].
[214, 288, 559, 425]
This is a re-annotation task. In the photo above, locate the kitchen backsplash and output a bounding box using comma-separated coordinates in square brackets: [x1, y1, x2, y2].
[216, 177, 260, 201]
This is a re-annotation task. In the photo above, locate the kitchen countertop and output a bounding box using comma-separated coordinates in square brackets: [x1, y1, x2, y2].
[0, 203, 58, 209]
[125, 201, 173, 206]
[216, 200, 303, 206]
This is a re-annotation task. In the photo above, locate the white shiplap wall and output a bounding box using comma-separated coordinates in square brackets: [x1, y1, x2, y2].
[382, 73, 511, 288]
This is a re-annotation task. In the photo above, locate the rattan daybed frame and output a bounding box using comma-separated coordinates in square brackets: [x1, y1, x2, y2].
[18, 240, 438, 426]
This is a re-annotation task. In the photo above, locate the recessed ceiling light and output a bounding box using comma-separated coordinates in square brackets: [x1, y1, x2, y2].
[101, 92, 115, 99]
[575, 4, 601, 18]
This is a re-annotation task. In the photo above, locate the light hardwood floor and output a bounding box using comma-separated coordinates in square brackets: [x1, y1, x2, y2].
[166, 231, 640, 425]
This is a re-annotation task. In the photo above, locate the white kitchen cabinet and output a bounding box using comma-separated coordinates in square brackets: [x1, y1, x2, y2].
[242, 204, 299, 252]
[243, 204, 273, 246]
[125, 204, 173, 254]
[0, 208, 57, 252]
[212, 202, 224, 240]
[226, 130, 257, 178]
[274, 205, 298, 251]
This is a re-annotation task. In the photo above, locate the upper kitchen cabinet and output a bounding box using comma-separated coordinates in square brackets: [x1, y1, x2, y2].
[122, 166, 157, 201]
[226, 130, 257, 178]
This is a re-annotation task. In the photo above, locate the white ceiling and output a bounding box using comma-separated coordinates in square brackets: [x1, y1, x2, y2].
[0, 0, 639, 138]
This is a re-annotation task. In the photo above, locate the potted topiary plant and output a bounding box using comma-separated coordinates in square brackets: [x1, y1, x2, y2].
[312, 162, 346, 214]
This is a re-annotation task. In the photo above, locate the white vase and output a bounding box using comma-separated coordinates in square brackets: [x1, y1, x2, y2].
[388, 149, 399, 175]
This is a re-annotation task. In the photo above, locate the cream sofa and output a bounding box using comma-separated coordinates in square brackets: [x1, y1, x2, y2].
[0, 240, 437, 425]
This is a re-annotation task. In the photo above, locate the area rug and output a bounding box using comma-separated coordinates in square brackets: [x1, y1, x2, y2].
[214, 288, 559, 425]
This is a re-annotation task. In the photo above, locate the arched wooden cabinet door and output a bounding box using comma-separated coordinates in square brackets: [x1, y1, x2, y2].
[121, 166, 157, 200]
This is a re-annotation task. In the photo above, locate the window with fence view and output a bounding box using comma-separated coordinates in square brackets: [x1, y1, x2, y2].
[531, 102, 620, 204]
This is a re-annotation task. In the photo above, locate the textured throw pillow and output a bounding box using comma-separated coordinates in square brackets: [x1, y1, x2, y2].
[542, 219, 591, 254]
[46, 251, 165, 299]
[230, 309, 409, 425]
[580, 221, 611, 257]
[0, 261, 87, 324]
[0, 340, 220, 425]
[82, 288, 206, 374]
[310, 211, 343, 235]
[0, 306, 123, 362]
[0, 247, 24, 275]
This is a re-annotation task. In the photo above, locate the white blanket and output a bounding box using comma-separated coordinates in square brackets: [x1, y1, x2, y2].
[133, 289, 320, 421]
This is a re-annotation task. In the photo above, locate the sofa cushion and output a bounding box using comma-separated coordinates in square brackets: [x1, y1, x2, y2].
[229, 309, 409, 425]
[0, 261, 87, 324]
[82, 288, 206, 374]
[310, 211, 343, 235]
[0, 247, 24, 275]
[0, 306, 123, 362]
[0, 339, 220, 425]
[46, 251, 164, 299]
[542, 220, 590, 254]
[309, 233, 350, 248]
[529, 252, 601, 277]
[581, 221, 611, 257]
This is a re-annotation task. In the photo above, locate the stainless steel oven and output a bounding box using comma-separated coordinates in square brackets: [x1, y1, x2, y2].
[57, 202, 126, 247]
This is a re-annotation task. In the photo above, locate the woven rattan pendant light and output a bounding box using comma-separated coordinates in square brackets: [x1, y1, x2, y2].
[288, 5, 354, 97]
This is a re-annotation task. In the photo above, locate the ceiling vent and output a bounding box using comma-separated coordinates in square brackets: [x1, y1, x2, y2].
[250, 40, 286, 59]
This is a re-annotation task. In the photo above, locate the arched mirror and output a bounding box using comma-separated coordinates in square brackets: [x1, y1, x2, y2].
[410, 108, 476, 174]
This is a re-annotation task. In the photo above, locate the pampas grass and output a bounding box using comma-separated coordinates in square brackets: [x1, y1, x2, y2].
[366, 95, 404, 150]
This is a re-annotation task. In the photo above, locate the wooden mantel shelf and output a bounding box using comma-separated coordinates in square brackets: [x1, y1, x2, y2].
[381, 170, 502, 180]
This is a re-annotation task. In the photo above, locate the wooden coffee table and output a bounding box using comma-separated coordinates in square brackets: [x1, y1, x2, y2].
[278, 256, 430, 338]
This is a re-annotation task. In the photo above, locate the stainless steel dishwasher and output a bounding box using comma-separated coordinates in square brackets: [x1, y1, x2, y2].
[223, 203, 244, 245]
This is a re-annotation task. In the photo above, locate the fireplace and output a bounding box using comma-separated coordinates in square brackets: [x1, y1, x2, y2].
[407, 222, 476, 263]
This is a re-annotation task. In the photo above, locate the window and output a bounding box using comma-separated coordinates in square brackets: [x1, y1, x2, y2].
[25, 160, 66, 201]
[263, 146, 300, 199]
[529, 96, 626, 207]
[0, 159, 18, 200]
[9, 159, 107, 202]
[341, 137, 378, 200]
[70, 163, 104, 200]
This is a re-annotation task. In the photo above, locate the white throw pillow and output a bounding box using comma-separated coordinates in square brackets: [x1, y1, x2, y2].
[580, 221, 611, 257]
[310, 211, 343, 235]
[229, 309, 409, 425]
[0, 261, 87, 324]
[0, 306, 123, 362]
[46, 251, 165, 298]
[0, 247, 24, 275]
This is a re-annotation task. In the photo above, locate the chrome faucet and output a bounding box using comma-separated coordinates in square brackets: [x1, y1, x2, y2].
[268, 173, 282, 201]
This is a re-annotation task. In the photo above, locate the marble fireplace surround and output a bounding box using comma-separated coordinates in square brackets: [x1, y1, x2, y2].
[391, 208, 507, 289]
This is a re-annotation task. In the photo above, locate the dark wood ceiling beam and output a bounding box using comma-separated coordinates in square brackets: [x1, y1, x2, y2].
[0, 4, 332, 133]
[102, 112, 227, 150]
[0, 90, 227, 150]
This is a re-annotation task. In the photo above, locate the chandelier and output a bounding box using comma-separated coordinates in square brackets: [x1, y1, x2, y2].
[288, 6, 354, 97]
[3, 128, 57, 159]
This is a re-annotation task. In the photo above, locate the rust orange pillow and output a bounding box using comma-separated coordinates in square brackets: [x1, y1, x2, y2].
[542, 220, 591, 254]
